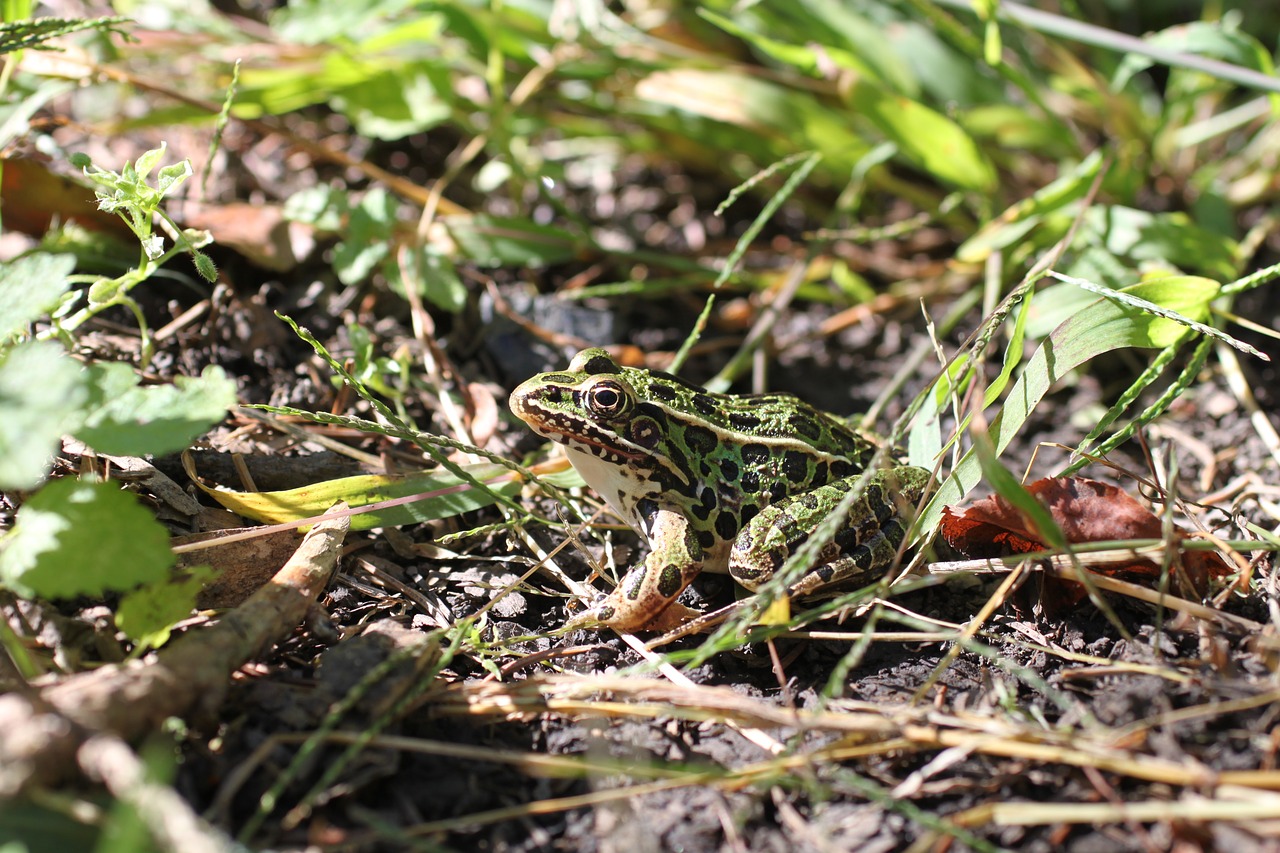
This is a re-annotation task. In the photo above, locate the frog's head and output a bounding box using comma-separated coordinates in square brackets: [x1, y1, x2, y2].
[510, 348, 666, 465]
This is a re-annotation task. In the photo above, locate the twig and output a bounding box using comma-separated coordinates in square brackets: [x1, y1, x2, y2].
[0, 506, 350, 794]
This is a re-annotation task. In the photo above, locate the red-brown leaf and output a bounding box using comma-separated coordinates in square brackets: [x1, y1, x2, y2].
[940, 476, 1231, 603]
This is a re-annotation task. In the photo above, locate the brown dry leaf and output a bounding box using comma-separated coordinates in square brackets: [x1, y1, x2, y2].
[1, 156, 132, 239]
[940, 476, 1232, 603]
[175, 201, 315, 272]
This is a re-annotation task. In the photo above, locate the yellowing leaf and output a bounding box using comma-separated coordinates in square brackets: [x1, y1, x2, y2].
[184, 458, 522, 531]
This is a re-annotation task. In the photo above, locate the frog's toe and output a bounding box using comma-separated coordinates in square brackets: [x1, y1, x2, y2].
[562, 604, 609, 632]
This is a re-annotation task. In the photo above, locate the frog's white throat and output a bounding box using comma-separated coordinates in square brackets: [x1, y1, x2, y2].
[563, 444, 656, 529]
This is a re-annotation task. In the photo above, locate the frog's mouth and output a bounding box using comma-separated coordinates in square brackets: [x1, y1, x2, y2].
[533, 421, 646, 462]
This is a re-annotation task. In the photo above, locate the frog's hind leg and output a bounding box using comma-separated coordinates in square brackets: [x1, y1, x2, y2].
[727, 466, 929, 595]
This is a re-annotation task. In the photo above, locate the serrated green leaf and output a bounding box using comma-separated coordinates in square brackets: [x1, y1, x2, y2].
[190, 462, 521, 530]
[0, 478, 174, 599]
[155, 159, 193, 196]
[115, 565, 215, 650]
[76, 365, 237, 457]
[0, 342, 88, 490]
[0, 253, 75, 342]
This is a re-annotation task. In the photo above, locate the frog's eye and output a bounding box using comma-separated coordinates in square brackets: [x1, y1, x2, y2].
[585, 380, 631, 418]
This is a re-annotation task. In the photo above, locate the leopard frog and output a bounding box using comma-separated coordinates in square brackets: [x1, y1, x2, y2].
[509, 348, 929, 632]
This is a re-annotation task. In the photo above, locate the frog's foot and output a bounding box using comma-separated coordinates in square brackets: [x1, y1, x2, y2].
[563, 597, 703, 634]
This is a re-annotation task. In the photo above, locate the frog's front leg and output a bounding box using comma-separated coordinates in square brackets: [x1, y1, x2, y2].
[566, 507, 705, 633]
[728, 466, 930, 595]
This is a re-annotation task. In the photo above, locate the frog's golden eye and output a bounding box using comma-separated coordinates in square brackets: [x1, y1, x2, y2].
[585, 380, 630, 418]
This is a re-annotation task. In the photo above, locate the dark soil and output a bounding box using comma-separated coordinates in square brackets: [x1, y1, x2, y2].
[14, 115, 1280, 853]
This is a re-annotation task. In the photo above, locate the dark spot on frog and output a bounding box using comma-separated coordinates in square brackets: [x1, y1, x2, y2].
[697, 529, 716, 550]
[692, 394, 718, 416]
[781, 450, 809, 484]
[740, 470, 760, 494]
[683, 424, 718, 455]
[835, 526, 866, 552]
[729, 412, 761, 431]
[689, 488, 717, 521]
[657, 565, 684, 597]
[580, 352, 621, 375]
[787, 412, 822, 440]
[720, 458, 740, 482]
[715, 512, 738, 542]
[739, 503, 760, 527]
[768, 481, 788, 502]
[740, 443, 770, 467]
[648, 382, 677, 402]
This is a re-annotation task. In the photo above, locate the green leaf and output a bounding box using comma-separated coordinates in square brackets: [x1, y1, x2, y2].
[283, 185, 349, 231]
[443, 214, 582, 268]
[76, 365, 237, 457]
[699, 10, 880, 81]
[0, 342, 88, 490]
[155, 159, 193, 197]
[400, 247, 467, 314]
[116, 565, 215, 649]
[0, 253, 75, 343]
[846, 77, 996, 192]
[0, 478, 174, 599]
[271, 0, 415, 45]
[918, 277, 1220, 535]
[1080, 206, 1240, 282]
[133, 143, 166, 181]
[1113, 20, 1274, 91]
[333, 188, 397, 285]
[333, 65, 451, 140]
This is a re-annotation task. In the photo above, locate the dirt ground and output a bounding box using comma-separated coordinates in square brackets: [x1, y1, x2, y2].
[10, 114, 1280, 852]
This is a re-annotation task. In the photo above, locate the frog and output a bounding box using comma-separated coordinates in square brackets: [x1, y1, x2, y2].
[509, 348, 930, 632]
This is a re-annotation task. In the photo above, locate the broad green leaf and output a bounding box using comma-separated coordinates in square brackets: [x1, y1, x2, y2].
[1113, 21, 1274, 91]
[699, 10, 879, 81]
[332, 64, 451, 141]
[190, 462, 522, 530]
[632, 69, 873, 176]
[443, 214, 583, 268]
[846, 78, 996, 192]
[76, 365, 236, 457]
[957, 150, 1104, 263]
[0, 478, 174, 599]
[333, 187, 397, 284]
[271, 0, 416, 45]
[398, 247, 467, 314]
[283, 184, 348, 231]
[0, 342, 88, 490]
[133, 143, 166, 181]
[891, 21, 1006, 107]
[116, 565, 215, 650]
[0, 253, 75, 342]
[1081, 206, 1240, 282]
[918, 277, 1220, 535]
